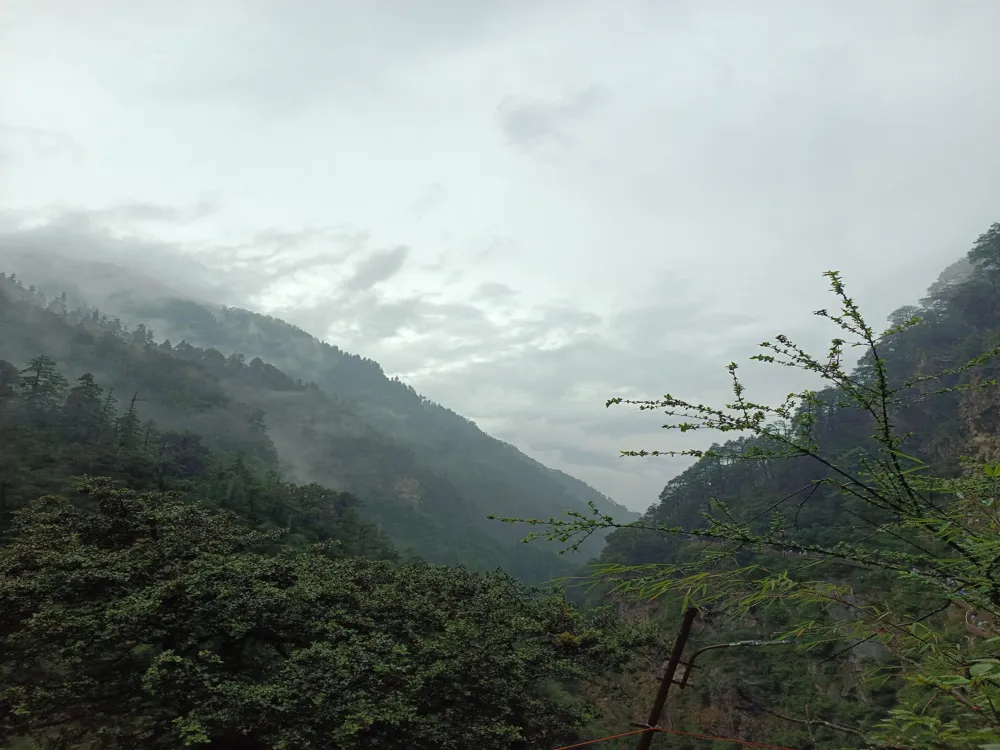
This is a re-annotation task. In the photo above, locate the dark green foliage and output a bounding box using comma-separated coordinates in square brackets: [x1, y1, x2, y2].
[0, 478, 650, 750]
[501, 223, 1000, 748]
[0, 270, 662, 749]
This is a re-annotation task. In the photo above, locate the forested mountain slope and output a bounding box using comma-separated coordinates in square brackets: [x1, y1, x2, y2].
[0, 271, 618, 581]
[569, 225, 1000, 748]
[600, 248, 993, 568]
[127, 296, 633, 524]
[12, 225, 1000, 747]
[0, 253, 635, 573]
[0, 277, 662, 749]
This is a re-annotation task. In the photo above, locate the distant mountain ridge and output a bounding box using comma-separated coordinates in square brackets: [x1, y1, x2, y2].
[0, 252, 637, 580]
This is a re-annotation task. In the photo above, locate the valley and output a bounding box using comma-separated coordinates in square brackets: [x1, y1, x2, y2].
[3, 222, 1000, 748]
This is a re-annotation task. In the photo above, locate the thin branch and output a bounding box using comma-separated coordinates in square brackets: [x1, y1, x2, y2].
[735, 688, 910, 749]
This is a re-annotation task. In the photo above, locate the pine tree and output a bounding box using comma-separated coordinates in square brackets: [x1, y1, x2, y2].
[141, 419, 160, 452]
[46, 292, 69, 318]
[61, 373, 106, 443]
[129, 323, 149, 347]
[0, 361, 18, 420]
[17, 356, 69, 426]
[116, 393, 142, 455]
[100, 390, 119, 439]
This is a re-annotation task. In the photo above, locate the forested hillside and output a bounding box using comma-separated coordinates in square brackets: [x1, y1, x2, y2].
[0, 267, 632, 582]
[6, 223, 1000, 749]
[126, 295, 633, 529]
[502, 223, 1000, 748]
[0, 275, 664, 749]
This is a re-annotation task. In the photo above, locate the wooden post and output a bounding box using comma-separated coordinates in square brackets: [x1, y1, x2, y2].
[636, 607, 698, 750]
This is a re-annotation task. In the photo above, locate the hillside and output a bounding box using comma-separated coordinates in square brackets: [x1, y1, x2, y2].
[0, 263, 634, 582]
[124, 296, 633, 525]
[1, 246, 630, 524]
[8, 227, 1000, 748]
[537, 223, 1000, 748]
[0, 276, 663, 749]
[601, 246, 995, 565]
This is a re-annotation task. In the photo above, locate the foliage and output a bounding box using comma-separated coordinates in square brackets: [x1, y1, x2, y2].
[0, 273, 661, 749]
[500, 224, 1000, 748]
[0, 270, 619, 582]
[0, 348, 396, 560]
[98, 290, 635, 531]
[0, 478, 655, 749]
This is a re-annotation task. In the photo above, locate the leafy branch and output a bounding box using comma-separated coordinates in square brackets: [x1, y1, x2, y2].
[493, 269, 1000, 748]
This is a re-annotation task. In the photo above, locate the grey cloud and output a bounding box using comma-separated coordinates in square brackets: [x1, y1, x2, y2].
[477, 237, 518, 264]
[420, 254, 449, 273]
[0, 209, 363, 306]
[575, 413, 670, 442]
[7, 0, 998, 510]
[498, 86, 604, 152]
[129, 0, 557, 111]
[476, 281, 517, 300]
[188, 227, 374, 300]
[340, 297, 423, 341]
[411, 183, 446, 220]
[88, 201, 217, 224]
[391, 295, 833, 507]
[0, 124, 83, 163]
[523, 441, 625, 471]
[421, 238, 513, 277]
[0, 209, 884, 509]
[0, 211, 229, 305]
[325, 296, 493, 348]
[344, 246, 409, 291]
[260, 272, 497, 350]
[214, 227, 362, 263]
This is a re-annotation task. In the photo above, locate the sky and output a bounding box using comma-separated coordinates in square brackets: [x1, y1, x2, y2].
[2, 0, 1000, 511]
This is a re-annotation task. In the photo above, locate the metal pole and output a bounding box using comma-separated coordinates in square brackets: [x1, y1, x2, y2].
[636, 607, 698, 750]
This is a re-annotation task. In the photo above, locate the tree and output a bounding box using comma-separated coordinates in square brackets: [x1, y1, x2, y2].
[157, 430, 212, 480]
[0, 360, 18, 419]
[1, 478, 654, 750]
[61, 372, 107, 443]
[968, 223, 1000, 274]
[502, 269, 1000, 749]
[18, 355, 67, 409]
[17, 355, 68, 427]
[117, 392, 143, 454]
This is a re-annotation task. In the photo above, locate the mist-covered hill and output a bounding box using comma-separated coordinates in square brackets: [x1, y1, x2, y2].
[577, 226, 1000, 746]
[0, 268, 661, 750]
[0, 255, 635, 582]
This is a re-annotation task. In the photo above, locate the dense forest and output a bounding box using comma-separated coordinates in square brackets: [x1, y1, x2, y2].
[0, 265, 633, 584]
[4, 221, 1000, 748]
[0, 270, 663, 748]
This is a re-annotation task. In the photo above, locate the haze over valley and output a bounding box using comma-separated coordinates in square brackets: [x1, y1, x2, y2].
[4, 0, 1000, 510]
[3, 2, 1000, 749]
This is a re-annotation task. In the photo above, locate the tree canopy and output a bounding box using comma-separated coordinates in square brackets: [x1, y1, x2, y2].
[1, 478, 654, 749]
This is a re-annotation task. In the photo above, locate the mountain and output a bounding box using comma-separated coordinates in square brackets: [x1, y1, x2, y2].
[582, 224, 1000, 747]
[0, 274, 659, 750]
[0, 255, 636, 582]
[123, 300, 633, 521]
[601, 248, 997, 569]
[5, 224, 1000, 748]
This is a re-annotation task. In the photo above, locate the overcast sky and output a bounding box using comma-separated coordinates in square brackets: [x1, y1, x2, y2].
[2, 0, 999, 511]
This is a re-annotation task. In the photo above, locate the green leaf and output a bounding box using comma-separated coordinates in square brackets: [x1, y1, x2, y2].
[970, 662, 999, 678]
